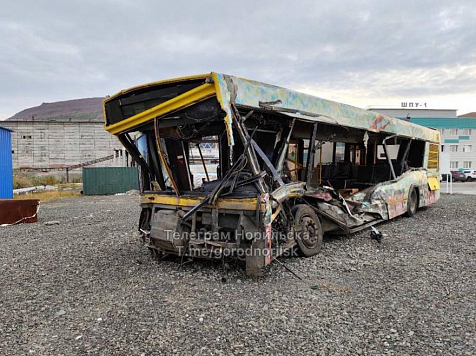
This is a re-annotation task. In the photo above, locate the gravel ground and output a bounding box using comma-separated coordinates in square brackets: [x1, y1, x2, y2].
[1, 194, 475, 355]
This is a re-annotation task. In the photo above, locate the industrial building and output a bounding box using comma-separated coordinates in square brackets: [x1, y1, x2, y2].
[369, 106, 476, 173]
[0, 126, 13, 198]
[1, 120, 122, 168]
[0, 98, 123, 170]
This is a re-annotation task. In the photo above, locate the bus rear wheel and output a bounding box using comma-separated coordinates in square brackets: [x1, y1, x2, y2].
[406, 188, 418, 217]
[292, 205, 323, 257]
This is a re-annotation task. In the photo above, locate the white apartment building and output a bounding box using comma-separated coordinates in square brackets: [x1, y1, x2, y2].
[368, 106, 476, 173]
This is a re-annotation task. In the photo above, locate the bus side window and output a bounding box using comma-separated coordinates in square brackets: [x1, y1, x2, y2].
[286, 143, 300, 181]
[407, 140, 425, 168]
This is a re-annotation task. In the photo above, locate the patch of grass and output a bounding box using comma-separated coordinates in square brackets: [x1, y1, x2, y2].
[13, 174, 35, 189]
[13, 172, 59, 189]
[57, 183, 83, 189]
[14, 190, 81, 202]
[41, 175, 58, 185]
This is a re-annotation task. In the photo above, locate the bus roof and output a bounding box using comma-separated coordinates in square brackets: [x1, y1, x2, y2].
[213, 73, 440, 143]
[104, 72, 440, 144]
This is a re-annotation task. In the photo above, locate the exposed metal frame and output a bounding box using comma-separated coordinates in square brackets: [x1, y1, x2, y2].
[154, 118, 180, 196]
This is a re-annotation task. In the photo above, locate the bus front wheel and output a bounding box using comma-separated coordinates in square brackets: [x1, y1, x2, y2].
[292, 205, 323, 257]
[406, 188, 418, 217]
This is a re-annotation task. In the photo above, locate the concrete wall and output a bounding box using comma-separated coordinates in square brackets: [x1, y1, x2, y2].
[0, 120, 123, 168]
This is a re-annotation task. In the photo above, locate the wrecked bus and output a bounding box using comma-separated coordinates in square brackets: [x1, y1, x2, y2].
[103, 73, 440, 276]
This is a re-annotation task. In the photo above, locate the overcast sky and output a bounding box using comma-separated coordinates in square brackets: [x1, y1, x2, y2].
[1, 0, 475, 119]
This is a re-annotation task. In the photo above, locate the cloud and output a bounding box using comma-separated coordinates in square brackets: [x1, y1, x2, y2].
[0, 0, 475, 118]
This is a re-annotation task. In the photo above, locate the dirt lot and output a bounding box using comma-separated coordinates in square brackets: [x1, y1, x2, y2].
[1, 194, 475, 355]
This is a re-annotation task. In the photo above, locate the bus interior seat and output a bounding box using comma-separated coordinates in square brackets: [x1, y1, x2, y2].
[312, 160, 406, 189]
[356, 165, 374, 183]
[337, 161, 352, 178]
[372, 163, 391, 183]
[321, 163, 339, 180]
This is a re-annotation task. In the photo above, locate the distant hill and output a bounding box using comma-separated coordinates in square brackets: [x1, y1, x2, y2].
[458, 112, 476, 118]
[7, 97, 105, 122]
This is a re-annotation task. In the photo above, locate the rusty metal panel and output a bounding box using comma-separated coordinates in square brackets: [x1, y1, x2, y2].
[0, 199, 39, 225]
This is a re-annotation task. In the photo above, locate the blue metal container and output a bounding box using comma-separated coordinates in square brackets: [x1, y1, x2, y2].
[0, 126, 13, 199]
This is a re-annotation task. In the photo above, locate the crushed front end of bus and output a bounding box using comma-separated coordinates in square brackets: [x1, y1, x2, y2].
[104, 73, 440, 276]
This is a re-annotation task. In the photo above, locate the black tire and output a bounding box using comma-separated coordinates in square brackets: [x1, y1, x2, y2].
[148, 247, 162, 261]
[406, 188, 418, 217]
[467, 177, 473, 182]
[292, 205, 323, 257]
